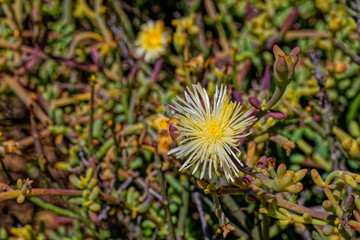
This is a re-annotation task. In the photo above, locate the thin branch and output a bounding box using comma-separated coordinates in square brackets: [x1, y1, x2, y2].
[193, 190, 210, 240]
[0, 39, 120, 81]
[251, 184, 336, 222]
[309, 50, 341, 170]
[333, 39, 360, 65]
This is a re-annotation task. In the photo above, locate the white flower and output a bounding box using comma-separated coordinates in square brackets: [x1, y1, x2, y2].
[134, 20, 168, 62]
[168, 84, 255, 182]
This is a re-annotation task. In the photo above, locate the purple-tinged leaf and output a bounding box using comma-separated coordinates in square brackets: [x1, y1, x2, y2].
[91, 46, 102, 69]
[151, 59, 163, 84]
[232, 86, 243, 105]
[312, 115, 321, 122]
[280, 7, 299, 34]
[249, 97, 262, 109]
[245, 3, 260, 21]
[261, 65, 271, 91]
[266, 110, 288, 119]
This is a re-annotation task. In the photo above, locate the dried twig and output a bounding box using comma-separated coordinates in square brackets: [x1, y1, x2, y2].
[193, 190, 210, 240]
[333, 39, 360, 65]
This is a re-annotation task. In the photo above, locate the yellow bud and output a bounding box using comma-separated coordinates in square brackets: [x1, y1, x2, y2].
[17, 179, 23, 190]
[17, 194, 25, 204]
[303, 213, 312, 223]
[90, 74, 96, 82]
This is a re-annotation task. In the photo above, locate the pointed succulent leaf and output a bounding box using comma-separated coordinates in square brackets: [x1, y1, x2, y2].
[311, 169, 324, 188]
[287, 184, 303, 194]
[294, 169, 308, 183]
[276, 163, 287, 179]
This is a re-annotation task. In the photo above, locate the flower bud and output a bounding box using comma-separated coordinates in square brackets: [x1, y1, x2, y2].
[243, 174, 252, 184]
[345, 195, 355, 212]
[168, 124, 180, 145]
[17, 179, 23, 190]
[273, 45, 300, 89]
[17, 194, 25, 204]
[256, 155, 267, 169]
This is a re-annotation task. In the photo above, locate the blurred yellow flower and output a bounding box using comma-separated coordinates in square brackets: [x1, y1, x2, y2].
[171, 13, 199, 35]
[135, 20, 168, 62]
[168, 84, 255, 181]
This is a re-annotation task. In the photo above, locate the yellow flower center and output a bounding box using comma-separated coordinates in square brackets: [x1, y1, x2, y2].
[141, 28, 163, 51]
[147, 33, 161, 47]
[208, 122, 221, 138]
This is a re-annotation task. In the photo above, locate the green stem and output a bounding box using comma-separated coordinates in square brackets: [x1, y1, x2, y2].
[250, 184, 336, 222]
[154, 147, 176, 240]
[254, 214, 261, 240]
[62, 0, 72, 23]
[221, 195, 251, 237]
[266, 87, 285, 109]
[177, 175, 189, 237]
[94, 0, 112, 42]
[29, 196, 80, 219]
[111, 123, 122, 171]
[262, 214, 270, 240]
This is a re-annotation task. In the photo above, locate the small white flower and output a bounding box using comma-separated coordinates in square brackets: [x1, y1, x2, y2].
[168, 83, 255, 182]
[134, 20, 168, 62]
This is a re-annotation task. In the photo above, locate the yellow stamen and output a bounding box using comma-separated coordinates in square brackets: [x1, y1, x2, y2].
[208, 122, 221, 138]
